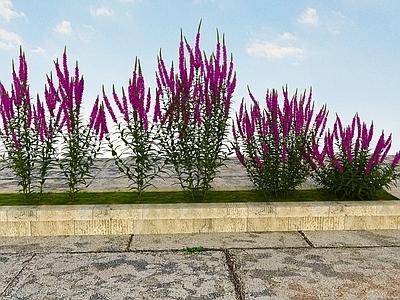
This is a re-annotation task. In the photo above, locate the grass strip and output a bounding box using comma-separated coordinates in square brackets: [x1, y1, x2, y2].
[0, 189, 397, 206]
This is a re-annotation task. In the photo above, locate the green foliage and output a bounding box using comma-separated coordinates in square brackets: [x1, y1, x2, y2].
[181, 246, 206, 255]
[233, 87, 328, 198]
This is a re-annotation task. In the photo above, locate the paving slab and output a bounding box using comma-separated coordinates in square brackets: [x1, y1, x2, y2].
[130, 232, 309, 251]
[0, 253, 34, 294]
[0, 235, 131, 254]
[231, 247, 400, 299]
[303, 230, 400, 248]
[1, 251, 236, 300]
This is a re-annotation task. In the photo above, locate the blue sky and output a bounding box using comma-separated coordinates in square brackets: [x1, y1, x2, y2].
[1, 0, 400, 152]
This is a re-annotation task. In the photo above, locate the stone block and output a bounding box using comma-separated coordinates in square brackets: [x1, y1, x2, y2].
[36, 206, 93, 221]
[7, 207, 37, 221]
[193, 218, 247, 233]
[247, 203, 277, 218]
[110, 219, 135, 235]
[343, 202, 377, 216]
[247, 217, 289, 232]
[107, 204, 143, 220]
[74, 220, 112, 235]
[226, 203, 248, 218]
[344, 216, 399, 230]
[0, 208, 8, 222]
[0, 221, 30, 236]
[134, 219, 194, 235]
[179, 203, 227, 219]
[31, 221, 74, 236]
[288, 216, 344, 231]
[375, 202, 400, 216]
[328, 202, 345, 216]
[93, 205, 112, 220]
[275, 202, 330, 217]
[142, 204, 180, 220]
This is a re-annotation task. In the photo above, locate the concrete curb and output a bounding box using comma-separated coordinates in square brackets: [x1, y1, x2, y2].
[1, 200, 400, 236]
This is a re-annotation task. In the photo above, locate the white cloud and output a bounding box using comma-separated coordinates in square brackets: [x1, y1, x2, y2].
[327, 11, 346, 35]
[298, 7, 319, 25]
[54, 20, 72, 34]
[0, 0, 24, 22]
[246, 41, 304, 60]
[31, 46, 45, 55]
[0, 28, 22, 49]
[279, 32, 297, 41]
[120, 0, 138, 3]
[90, 6, 114, 17]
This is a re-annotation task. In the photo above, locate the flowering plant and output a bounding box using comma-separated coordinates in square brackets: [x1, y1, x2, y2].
[47, 49, 108, 200]
[311, 113, 400, 199]
[104, 58, 163, 198]
[0, 49, 39, 200]
[233, 86, 328, 197]
[155, 25, 236, 200]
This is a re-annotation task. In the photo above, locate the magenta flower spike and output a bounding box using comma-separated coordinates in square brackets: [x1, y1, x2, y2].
[62, 50, 69, 88]
[379, 138, 391, 164]
[98, 107, 109, 141]
[255, 154, 264, 168]
[11, 132, 19, 148]
[261, 142, 268, 154]
[89, 96, 100, 130]
[365, 156, 374, 174]
[373, 132, 385, 166]
[11, 65, 22, 105]
[391, 151, 400, 168]
[146, 88, 151, 114]
[121, 88, 129, 122]
[153, 92, 161, 123]
[234, 146, 246, 167]
[157, 56, 167, 88]
[111, 85, 124, 116]
[102, 86, 117, 124]
[282, 145, 287, 163]
[18, 50, 28, 83]
[367, 122, 374, 146]
[295, 109, 304, 135]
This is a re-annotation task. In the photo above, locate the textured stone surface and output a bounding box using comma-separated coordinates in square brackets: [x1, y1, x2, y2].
[2, 251, 235, 300]
[1, 231, 400, 299]
[304, 229, 400, 247]
[232, 247, 400, 299]
[130, 232, 309, 251]
[0, 235, 130, 254]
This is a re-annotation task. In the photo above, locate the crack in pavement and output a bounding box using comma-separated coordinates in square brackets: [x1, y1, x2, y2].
[125, 234, 134, 252]
[225, 249, 245, 300]
[298, 230, 315, 248]
[0, 253, 36, 298]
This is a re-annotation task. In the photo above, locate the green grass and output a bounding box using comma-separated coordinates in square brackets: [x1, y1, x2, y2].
[0, 189, 397, 206]
[181, 246, 207, 255]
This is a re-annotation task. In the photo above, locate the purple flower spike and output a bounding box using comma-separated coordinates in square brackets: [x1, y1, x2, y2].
[391, 151, 400, 168]
[102, 87, 117, 124]
[365, 156, 374, 174]
[153, 92, 161, 123]
[282, 145, 287, 162]
[11, 132, 19, 148]
[234, 147, 246, 167]
[255, 154, 264, 168]
[261, 142, 268, 154]
[89, 96, 99, 129]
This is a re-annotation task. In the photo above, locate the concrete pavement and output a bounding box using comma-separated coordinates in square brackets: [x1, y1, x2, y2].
[1, 230, 400, 299]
